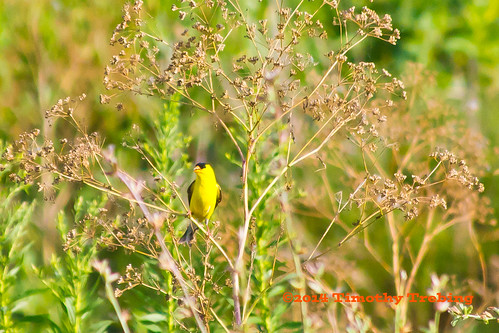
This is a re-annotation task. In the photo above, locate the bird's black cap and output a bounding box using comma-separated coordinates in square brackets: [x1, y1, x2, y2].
[195, 163, 207, 169]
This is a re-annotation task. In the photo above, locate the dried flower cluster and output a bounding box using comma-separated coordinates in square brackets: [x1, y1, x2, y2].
[350, 148, 485, 223]
[96, 1, 406, 329]
[102, 1, 404, 136]
[3, 97, 102, 192]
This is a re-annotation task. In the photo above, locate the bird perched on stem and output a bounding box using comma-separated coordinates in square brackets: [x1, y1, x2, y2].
[180, 163, 222, 244]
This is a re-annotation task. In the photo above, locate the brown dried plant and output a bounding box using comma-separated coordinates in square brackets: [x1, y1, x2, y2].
[295, 64, 493, 331]
[97, 0, 404, 329]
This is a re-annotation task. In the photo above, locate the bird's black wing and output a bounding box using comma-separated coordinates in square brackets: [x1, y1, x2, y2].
[187, 180, 195, 205]
[215, 184, 222, 208]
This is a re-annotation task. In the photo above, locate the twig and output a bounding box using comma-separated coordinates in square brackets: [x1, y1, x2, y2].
[102, 146, 207, 333]
[93, 260, 131, 333]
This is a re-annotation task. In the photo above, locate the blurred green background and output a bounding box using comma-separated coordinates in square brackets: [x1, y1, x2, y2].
[1, 0, 497, 137]
[2, 0, 498, 232]
[2, 0, 498, 165]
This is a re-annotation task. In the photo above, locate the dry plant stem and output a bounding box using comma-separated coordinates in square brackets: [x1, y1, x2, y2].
[141, 62, 246, 159]
[361, 147, 404, 328]
[228, 0, 264, 62]
[82, 178, 176, 213]
[307, 178, 367, 261]
[290, 105, 363, 166]
[283, 191, 311, 332]
[201, 239, 214, 294]
[135, 147, 190, 212]
[103, 274, 131, 333]
[339, 207, 387, 246]
[254, 37, 364, 144]
[363, 226, 391, 273]
[388, 212, 404, 330]
[397, 133, 421, 171]
[95, 1, 406, 329]
[467, 217, 488, 293]
[361, 147, 465, 324]
[396, 209, 435, 328]
[210, 308, 230, 333]
[206, 70, 247, 154]
[192, 219, 234, 269]
[282, 0, 306, 33]
[241, 247, 256, 322]
[232, 269, 242, 327]
[248, 116, 349, 246]
[68, 114, 112, 186]
[237, 164, 287, 262]
[209, 100, 245, 161]
[45, 164, 179, 215]
[232, 147, 254, 327]
[115, 147, 235, 269]
[234, 106, 360, 323]
[397, 211, 477, 328]
[241, 234, 282, 324]
[107, 163, 207, 332]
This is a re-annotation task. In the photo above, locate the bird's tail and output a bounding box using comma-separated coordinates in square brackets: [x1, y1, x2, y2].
[179, 224, 199, 245]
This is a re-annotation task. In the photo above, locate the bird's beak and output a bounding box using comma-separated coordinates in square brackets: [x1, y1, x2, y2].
[194, 165, 201, 173]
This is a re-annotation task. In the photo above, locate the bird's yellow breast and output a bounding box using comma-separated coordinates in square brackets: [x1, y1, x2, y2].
[190, 177, 218, 221]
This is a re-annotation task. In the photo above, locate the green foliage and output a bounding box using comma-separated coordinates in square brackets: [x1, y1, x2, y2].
[0, 166, 35, 332]
[449, 304, 499, 327]
[31, 195, 107, 333]
[141, 94, 193, 205]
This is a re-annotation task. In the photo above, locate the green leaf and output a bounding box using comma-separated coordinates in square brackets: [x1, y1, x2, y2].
[89, 320, 114, 333]
[141, 323, 164, 332]
[12, 313, 62, 333]
[138, 313, 167, 323]
[225, 151, 242, 168]
[277, 321, 303, 330]
[64, 297, 76, 325]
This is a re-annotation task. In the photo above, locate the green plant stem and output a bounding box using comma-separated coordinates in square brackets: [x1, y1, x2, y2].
[1, 265, 12, 331]
[104, 278, 130, 333]
[166, 272, 175, 332]
[283, 192, 310, 332]
[74, 279, 82, 333]
[257, 241, 272, 332]
[433, 312, 440, 333]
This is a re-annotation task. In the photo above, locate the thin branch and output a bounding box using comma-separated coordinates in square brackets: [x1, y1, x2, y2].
[102, 148, 207, 333]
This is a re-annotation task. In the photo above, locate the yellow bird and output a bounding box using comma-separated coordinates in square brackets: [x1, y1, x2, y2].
[180, 163, 222, 244]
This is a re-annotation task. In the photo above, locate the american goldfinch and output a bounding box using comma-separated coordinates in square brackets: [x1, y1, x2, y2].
[180, 163, 222, 244]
